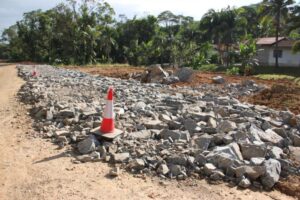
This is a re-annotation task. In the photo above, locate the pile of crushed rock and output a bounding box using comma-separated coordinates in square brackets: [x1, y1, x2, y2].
[17, 65, 300, 190]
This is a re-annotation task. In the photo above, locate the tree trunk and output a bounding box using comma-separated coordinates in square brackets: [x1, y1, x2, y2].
[275, 8, 281, 68]
[226, 44, 229, 68]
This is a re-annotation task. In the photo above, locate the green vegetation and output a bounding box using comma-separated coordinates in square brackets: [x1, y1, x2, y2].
[260, 0, 296, 67]
[255, 74, 296, 80]
[197, 64, 218, 72]
[226, 67, 240, 75]
[255, 74, 300, 85]
[0, 0, 299, 68]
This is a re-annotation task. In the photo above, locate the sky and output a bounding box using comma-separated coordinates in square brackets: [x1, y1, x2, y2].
[0, 0, 263, 32]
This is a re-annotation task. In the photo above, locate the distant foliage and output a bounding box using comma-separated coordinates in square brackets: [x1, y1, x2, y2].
[0, 0, 299, 67]
[292, 40, 300, 53]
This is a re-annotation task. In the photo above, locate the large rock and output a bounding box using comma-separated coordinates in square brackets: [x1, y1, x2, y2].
[57, 108, 75, 118]
[193, 134, 212, 150]
[166, 155, 188, 166]
[269, 146, 283, 159]
[238, 178, 251, 188]
[169, 164, 183, 176]
[210, 170, 225, 181]
[248, 124, 263, 142]
[217, 120, 237, 133]
[262, 129, 283, 145]
[250, 157, 265, 166]
[289, 146, 300, 163]
[77, 135, 99, 154]
[235, 165, 266, 180]
[162, 76, 180, 84]
[252, 125, 283, 145]
[157, 164, 169, 175]
[207, 152, 236, 170]
[194, 153, 206, 166]
[175, 67, 194, 82]
[207, 142, 243, 161]
[133, 101, 147, 111]
[112, 152, 130, 163]
[160, 129, 190, 141]
[127, 159, 145, 171]
[212, 76, 225, 84]
[184, 118, 198, 134]
[280, 111, 296, 126]
[239, 142, 267, 160]
[203, 163, 216, 175]
[142, 66, 169, 83]
[290, 133, 300, 147]
[261, 159, 281, 189]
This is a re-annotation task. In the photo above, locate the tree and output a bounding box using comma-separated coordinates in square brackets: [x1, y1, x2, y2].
[260, 0, 295, 67]
[238, 37, 259, 75]
[236, 5, 262, 38]
[200, 8, 239, 67]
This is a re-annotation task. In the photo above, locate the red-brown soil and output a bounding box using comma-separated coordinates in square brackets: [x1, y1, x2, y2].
[276, 176, 300, 199]
[244, 84, 300, 115]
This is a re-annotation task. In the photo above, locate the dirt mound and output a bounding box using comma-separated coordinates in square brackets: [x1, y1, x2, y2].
[244, 84, 300, 115]
[276, 175, 300, 199]
[66, 66, 145, 80]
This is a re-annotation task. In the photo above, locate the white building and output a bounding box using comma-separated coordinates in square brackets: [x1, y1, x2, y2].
[256, 37, 300, 67]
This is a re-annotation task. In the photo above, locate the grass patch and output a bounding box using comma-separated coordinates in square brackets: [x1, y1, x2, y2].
[255, 74, 300, 86]
[254, 74, 296, 80]
[197, 64, 218, 72]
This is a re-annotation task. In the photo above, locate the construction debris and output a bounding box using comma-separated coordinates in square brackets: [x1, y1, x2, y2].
[17, 65, 300, 190]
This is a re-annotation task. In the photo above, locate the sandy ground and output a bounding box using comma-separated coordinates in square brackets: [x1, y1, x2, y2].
[0, 64, 296, 200]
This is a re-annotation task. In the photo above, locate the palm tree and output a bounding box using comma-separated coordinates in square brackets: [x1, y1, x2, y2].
[260, 0, 295, 67]
[200, 8, 238, 67]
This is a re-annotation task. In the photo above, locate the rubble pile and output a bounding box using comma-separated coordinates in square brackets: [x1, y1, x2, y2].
[17, 65, 300, 190]
[141, 66, 193, 84]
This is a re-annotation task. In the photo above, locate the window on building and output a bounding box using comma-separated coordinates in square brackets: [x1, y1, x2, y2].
[273, 50, 283, 58]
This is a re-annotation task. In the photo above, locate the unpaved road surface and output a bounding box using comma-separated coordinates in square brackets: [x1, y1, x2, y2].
[0, 64, 295, 200]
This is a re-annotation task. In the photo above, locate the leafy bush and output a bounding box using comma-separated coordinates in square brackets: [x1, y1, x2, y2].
[190, 54, 210, 70]
[226, 67, 240, 75]
[198, 64, 218, 72]
[210, 54, 219, 64]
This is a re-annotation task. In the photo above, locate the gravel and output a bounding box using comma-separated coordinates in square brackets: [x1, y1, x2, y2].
[17, 64, 300, 189]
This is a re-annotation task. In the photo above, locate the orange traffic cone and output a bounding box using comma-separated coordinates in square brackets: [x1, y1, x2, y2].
[100, 87, 115, 133]
[32, 66, 37, 77]
[90, 86, 122, 140]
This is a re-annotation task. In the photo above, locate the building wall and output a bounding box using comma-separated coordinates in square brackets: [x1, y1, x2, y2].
[257, 46, 300, 67]
[257, 46, 270, 66]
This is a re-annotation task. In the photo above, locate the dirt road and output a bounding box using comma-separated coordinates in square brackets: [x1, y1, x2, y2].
[0, 64, 295, 200]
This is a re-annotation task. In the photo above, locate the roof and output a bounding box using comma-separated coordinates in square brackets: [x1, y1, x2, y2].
[277, 39, 296, 48]
[256, 37, 286, 45]
[256, 37, 297, 48]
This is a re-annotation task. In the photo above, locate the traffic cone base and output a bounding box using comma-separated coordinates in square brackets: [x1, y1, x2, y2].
[91, 127, 123, 140]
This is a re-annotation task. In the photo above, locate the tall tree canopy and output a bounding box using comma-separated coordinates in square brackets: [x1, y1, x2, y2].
[0, 0, 299, 68]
